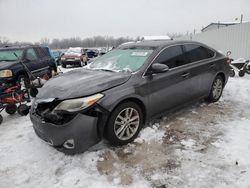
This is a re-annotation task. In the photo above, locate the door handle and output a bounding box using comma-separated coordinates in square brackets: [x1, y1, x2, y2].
[181, 72, 190, 78]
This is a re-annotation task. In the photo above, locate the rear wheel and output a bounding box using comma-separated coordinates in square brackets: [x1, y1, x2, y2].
[17, 104, 30, 116]
[30, 87, 39, 98]
[239, 70, 245, 77]
[0, 114, 3, 124]
[229, 69, 235, 77]
[205, 75, 224, 103]
[5, 104, 17, 115]
[104, 102, 143, 146]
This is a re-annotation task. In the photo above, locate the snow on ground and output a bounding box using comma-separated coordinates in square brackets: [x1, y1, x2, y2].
[0, 67, 250, 188]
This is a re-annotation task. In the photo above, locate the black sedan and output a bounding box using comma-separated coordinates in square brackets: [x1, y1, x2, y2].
[30, 40, 230, 154]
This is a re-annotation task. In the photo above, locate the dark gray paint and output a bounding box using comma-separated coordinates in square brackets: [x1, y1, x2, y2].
[31, 40, 230, 154]
[37, 69, 131, 99]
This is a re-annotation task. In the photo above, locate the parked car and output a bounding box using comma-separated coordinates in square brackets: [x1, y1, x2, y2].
[0, 45, 56, 85]
[30, 40, 230, 154]
[85, 49, 99, 59]
[60, 47, 87, 68]
[52, 49, 65, 66]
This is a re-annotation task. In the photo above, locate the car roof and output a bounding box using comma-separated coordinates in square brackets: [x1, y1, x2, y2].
[0, 45, 42, 50]
[118, 40, 205, 49]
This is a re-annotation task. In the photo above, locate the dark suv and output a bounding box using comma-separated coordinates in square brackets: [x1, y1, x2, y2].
[30, 40, 230, 154]
[0, 45, 56, 84]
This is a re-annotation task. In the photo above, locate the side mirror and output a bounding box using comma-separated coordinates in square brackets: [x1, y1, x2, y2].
[150, 64, 169, 74]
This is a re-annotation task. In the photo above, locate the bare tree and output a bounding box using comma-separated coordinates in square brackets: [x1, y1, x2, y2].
[1, 35, 136, 49]
[40, 37, 50, 46]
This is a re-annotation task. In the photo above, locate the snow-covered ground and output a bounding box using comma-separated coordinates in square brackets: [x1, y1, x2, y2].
[0, 68, 250, 188]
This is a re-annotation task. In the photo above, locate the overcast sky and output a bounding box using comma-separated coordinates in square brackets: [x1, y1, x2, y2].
[0, 0, 249, 42]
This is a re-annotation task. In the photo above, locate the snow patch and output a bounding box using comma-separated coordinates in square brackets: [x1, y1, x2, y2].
[181, 139, 196, 148]
[134, 123, 165, 144]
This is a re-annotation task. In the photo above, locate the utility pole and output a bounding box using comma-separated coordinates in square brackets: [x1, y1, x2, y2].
[240, 14, 243, 24]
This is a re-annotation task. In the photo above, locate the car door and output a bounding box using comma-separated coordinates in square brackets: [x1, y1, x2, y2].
[22, 48, 42, 78]
[145, 45, 195, 117]
[183, 44, 216, 99]
[34, 47, 52, 77]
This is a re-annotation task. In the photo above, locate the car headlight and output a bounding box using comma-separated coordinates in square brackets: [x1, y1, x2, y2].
[75, 57, 80, 60]
[0, 70, 13, 78]
[61, 57, 66, 61]
[53, 93, 104, 112]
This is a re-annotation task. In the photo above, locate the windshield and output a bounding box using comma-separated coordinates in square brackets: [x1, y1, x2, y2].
[0, 49, 24, 61]
[86, 49, 153, 72]
[66, 48, 81, 54]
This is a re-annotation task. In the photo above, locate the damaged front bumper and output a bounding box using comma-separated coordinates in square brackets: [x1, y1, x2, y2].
[30, 100, 109, 154]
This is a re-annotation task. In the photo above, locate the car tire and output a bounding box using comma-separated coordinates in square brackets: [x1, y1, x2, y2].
[30, 87, 39, 98]
[104, 102, 143, 146]
[0, 114, 3, 124]
[62, 64, 66, 68]
[79, 61, 84, 67]
[229, 69, 235, 77]
[5, 104, 17, 115]
[17, 104, 30, 116]
[205, 75, 224, 103]
[239, 70, 245, 77]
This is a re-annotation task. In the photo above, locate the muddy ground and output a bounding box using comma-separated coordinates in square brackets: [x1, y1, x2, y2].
[0, 74, 249, 188]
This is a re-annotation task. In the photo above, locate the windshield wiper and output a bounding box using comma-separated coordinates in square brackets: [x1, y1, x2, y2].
[0, 59, 13, 62]
[98, 68, 116, 72]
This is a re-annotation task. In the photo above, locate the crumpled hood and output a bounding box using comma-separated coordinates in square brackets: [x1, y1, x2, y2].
[0, 61, 18, 70]
[37, 69, 131, 100]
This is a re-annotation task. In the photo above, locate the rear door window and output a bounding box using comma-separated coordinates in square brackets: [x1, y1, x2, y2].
[184, 44, 215, 63]
[35, 47, 46, 58]
[26, 48, 38, 61]
[154, 45, 186, 69]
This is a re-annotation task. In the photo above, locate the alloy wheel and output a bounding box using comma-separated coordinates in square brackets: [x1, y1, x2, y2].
[114, 107, 140, 141]
[212, 78, 223, 100]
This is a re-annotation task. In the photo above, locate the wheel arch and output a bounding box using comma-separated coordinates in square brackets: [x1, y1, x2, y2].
[109, 97, 147, 124]
[216, 72, 226, 87]
[15, 70, 29, 81]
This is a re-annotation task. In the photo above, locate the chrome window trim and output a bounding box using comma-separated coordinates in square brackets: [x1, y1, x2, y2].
[142, 43, 217, 77]
[31, 66, 50, 73]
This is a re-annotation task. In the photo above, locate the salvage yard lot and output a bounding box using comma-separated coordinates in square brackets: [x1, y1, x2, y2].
[0, 69, 250, 188]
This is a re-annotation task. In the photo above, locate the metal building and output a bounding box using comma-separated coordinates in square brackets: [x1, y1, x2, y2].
[178, 22, 250, 60]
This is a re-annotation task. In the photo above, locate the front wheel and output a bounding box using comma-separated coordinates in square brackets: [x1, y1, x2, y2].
[5, 104, 17, 115]
[104, 102, 143, 146]
[79, 61, 85, 67]
[61, 64, 66, 68]
[205, 75, 224, 103]
[17, 104, 30, 116]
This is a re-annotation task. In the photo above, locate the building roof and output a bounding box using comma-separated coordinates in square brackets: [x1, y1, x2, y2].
[201, 22, 240, 32]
